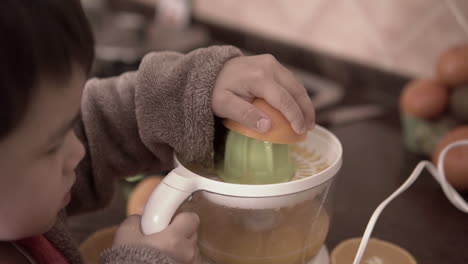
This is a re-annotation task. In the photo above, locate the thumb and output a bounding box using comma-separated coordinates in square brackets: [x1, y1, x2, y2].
[120, 214, 142, 227]
[219, 94, 271, 133]
[168, 212, 200, 238]
[114, 215, 144, 245]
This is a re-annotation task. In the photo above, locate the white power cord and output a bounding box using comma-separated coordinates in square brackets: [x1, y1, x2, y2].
[353, 140, 468, 264]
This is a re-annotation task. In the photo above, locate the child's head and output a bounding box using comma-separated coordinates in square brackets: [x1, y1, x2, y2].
[0, 0, 94, 240]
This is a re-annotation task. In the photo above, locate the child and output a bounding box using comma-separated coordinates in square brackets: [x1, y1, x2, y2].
[0, 0, 315, 263]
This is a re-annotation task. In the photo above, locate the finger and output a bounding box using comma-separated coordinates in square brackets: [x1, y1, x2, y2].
[273, 64, 315, 129]
[251, 80, 306, 134]
[173, 243, 197, 264]
[168, 212, 200, 238]
[191, 247, 201, 264]
[118, 214, 143, 234]
[188, 231, 198, 245]
[113, 215, 144, 245]
[187, 231, 199, 263]
[217, 93, 271, 133]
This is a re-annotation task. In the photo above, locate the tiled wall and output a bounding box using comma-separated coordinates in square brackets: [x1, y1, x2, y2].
[194, 0, 468, 78]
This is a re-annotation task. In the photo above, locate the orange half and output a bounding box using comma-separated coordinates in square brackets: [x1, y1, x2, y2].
[223, 99, 306, 144]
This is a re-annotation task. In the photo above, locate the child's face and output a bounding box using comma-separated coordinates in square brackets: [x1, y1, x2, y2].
[0, 67, 86, 240]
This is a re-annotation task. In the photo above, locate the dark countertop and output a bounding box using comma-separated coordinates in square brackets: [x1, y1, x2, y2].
[329, 119, 468, 264]
[70, 18, 468, 264]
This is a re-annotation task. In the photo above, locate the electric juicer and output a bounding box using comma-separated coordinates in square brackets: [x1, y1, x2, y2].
[141, 99, 343, 264]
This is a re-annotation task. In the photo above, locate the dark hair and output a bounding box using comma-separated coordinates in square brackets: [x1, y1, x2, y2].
[0, 0, 94, 139]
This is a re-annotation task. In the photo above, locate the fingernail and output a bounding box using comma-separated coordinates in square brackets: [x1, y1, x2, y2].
[256, 118, 271, 133]
[293, 123, 306, 134]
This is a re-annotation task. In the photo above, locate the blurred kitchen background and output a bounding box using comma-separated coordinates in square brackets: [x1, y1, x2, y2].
[83, 0, 468, 78]
[194, 0, 468, 78]
[73, 1, 468, 264]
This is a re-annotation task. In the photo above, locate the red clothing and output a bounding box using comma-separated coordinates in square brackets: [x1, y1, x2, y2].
[17, 235, 69, 264]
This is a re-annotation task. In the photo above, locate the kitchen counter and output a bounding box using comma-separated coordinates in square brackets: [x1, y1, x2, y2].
[69, 18, 468, 264]
[192, 22, 468, 264]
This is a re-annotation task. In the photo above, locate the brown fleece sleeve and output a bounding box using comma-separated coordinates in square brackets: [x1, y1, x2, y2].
[68, 45, 241, 215]
[100, 245, 178, 264]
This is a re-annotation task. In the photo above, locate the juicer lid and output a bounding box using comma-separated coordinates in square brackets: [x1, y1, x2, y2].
[167, 125, 343, 198]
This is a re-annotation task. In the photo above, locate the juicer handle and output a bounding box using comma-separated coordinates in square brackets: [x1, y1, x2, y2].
[141, 170, 194, 235]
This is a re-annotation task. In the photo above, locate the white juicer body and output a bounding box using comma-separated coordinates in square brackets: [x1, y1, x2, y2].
[141, 126, 342, 263]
